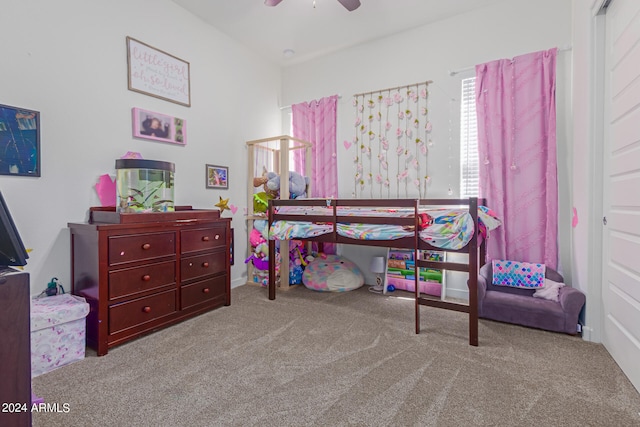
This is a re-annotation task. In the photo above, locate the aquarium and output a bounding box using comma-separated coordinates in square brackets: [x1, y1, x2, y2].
[115, 159, 175, 213]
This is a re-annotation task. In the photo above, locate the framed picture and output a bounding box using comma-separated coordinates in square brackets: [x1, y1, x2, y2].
[0, 104, 40, 177]
[206, 164, 228, 189]
[132, 108, 186, 145]
[126, 36, 191, 107]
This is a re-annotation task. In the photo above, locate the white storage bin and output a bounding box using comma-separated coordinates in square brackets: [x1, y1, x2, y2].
[31, 294, 89, 377]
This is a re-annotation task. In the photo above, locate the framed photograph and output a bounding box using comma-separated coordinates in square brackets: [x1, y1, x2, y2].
[206, 164, 228, 189]
[126, 36, 191, 107]
[132, 108, 186, 145]
[0, 104, 40, 177]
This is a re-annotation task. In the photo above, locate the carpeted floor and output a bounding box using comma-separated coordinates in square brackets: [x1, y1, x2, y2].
[32, 284, 640, 426]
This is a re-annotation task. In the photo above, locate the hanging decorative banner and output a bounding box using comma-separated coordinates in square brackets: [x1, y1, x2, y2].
[351, 80, 432, 198]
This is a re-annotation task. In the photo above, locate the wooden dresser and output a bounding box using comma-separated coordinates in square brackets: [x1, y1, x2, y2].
[68, 207, 231, 356]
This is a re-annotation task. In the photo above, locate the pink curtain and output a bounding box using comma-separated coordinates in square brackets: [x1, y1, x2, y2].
[475, 48, 558, 269]
[291, 95, 338, 199]
[292, 95, 338, 254]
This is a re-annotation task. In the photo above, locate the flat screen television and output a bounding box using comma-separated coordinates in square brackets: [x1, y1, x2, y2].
[0, 191, 29, 268]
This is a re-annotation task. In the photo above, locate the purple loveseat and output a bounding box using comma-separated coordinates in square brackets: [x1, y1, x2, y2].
[477, 263, 586, 335]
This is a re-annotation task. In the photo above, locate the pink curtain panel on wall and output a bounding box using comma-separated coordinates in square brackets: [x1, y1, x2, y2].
[475, 48, 558, 269]
[292, 94, 338, 254]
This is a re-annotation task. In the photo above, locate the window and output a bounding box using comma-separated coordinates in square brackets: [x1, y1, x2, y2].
[460, 77, 479, 198]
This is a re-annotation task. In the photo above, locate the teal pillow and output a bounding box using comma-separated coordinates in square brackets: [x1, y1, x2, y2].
[492, 260, 545, 288]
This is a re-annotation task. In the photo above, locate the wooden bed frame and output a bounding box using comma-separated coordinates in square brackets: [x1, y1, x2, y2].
[266, 197, 487, 346]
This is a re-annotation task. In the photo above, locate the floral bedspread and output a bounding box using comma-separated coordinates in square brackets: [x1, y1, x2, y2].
[269, 206, 501, 250]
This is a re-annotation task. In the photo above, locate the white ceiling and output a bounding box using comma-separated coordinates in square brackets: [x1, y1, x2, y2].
[172, 0, 502, 66]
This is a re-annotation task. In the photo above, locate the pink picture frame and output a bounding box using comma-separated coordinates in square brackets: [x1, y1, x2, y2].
[132, 107, 186, 145]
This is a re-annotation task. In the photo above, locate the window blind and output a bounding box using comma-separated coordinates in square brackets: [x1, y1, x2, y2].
[460, 77, 479, 198]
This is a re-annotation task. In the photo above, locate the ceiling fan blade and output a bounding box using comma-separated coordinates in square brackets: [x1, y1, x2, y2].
[337, 0, 361, 12]
[264, 0, 284, 6]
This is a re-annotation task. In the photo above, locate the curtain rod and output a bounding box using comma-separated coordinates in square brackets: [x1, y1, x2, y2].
[448, 46, 572, 77]
[353, 80, 433, 98]
[280, 94, 342, 110]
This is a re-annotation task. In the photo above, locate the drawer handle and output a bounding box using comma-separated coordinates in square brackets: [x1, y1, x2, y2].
[202, 236, 210, 242]
[215, 234, 220, 240]
[202, 262, 210, 268]
[142, 243, 151, 250]
[142, 274, 151, 282]
[142, 306, 152, 313]
[203, 288, 210, 294]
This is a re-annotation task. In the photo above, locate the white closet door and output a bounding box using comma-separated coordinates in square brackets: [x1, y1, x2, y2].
[603, 0, 640, 393]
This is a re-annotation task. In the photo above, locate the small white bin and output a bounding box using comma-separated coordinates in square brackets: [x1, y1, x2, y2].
[30, 294, 90, 377]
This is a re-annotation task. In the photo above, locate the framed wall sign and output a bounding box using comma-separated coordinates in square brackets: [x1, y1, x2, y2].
[206, 164, 228, 189]
[132, 108, 186, 145]
[126, 36, 191, 107]
[0, 103, 40, 177]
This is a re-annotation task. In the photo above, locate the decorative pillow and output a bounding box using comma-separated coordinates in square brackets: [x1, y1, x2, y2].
[533, 278, 565, 302]
[302, 254, 364, 292]
[492, 260, 545, 288]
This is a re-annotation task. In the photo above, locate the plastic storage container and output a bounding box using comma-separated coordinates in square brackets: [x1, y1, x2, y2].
[115, 159, 175, 213]
[31, 294, 90, 377]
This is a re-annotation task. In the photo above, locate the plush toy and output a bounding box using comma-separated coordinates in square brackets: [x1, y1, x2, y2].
[255, 242, 269, 259]
[245, 253, 269, 271]
[254, 167, 279, 199]
[288, 171, 310, 199]
[287, 240, 309, 285]
[249, 228, 266, 247]
[253, 192, 272, 214]
[265, 172, 280, 197]
[417, 213, 434, 230]
[265, 171, 310, 199]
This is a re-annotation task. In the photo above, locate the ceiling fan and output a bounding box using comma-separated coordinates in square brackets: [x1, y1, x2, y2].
[264, 0, 361, 12]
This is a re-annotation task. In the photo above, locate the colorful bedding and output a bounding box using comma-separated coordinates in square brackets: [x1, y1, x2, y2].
[419, 206, 501, 250]
[269, 205, 501, 250]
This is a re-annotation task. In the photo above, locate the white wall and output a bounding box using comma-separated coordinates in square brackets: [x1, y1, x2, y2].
[281, 0, 573, 296]
[0, 0, 282, 294]
[0, 0, 581, 306]
[570, 0, 608, 341]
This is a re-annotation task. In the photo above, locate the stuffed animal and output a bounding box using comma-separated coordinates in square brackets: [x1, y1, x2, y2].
[417, 213, 434, 230]
[288, 171, 310, 199]
[255, 242, 269, 259]
[253, 192, 272, 214]
[265, 172, 280, 196]
[265, 171, 310, 199]
[249, 228, 266, 247]
[253, 167, 279, 200]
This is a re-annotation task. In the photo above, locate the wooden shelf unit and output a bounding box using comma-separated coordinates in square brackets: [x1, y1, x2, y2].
[245, 135, 312, 289]
[384, 248, 446, 299]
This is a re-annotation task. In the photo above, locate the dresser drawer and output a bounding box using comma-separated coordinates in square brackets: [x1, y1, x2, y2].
[180, 275, 227, 310]
[109, 260, 176, 300]
[109, 289, 177, 334]
[109, 232, 176, 266]
[181, 251, 226, 282]
[181, 227, 226, 254]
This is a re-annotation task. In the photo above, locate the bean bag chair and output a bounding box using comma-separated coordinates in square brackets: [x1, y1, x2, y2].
[302, 254, 364, 292]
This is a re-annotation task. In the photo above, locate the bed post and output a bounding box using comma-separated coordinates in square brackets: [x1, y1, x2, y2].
[468, 197, 479, 346]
